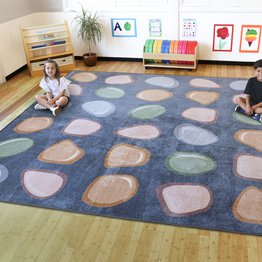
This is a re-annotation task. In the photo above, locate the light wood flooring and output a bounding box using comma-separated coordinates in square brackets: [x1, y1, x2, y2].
[0, 60, 260, 262]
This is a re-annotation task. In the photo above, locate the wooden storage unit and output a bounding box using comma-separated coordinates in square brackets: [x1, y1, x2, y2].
[21, 21, 75, 76]
[143, 40, 198, 70]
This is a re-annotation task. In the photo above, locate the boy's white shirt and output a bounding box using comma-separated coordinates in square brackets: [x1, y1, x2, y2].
[39, 76, 71, 97]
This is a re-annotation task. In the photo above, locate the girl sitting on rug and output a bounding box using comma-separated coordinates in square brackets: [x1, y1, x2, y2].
[34, 58, 70, 116]
[235, 59, 262, 122]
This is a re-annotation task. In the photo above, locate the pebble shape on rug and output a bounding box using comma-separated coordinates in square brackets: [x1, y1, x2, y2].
[229, 80, 248, 91]
[129, 105, 165, 120]
[14, 117, 53, 133]
[136, 89, 173, 102]
[62, 118, 102, 136]
[21, 169, 67, 199]
[104, 143, 151, 168]
[190, 78, 220, 88]
[165, 152, 216, 175]
[96, 87, 125, 98]
[0, 138, 34, 158]
[182, 107, 217, 123]
[81, 100, 115, 117]
[234, 130, 262, 152]
[115, 124, 160, 140]
[233, 186, 262, 224]
[174, 124, 218, 146]
[185, 90, 220, 105]
[233, 154, 262, 180]
[105, 75, 132, 85]
[38, 139, 85, 164]
[70, 72, 97, 82]
[145, 76, 179, 88]
[233, 112, 261, 125]
[0, 164, 8, 183]
[67, 84, 84, 96]
[156, 183, 212, 217]
[82, 174, 138, 207]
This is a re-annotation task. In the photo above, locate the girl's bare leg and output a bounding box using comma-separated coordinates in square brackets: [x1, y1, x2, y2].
[55, 96, 69, 107]
[35, 94, 53, 109]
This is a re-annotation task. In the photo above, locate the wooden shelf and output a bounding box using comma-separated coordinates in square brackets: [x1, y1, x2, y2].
[21, 21, 75, 76]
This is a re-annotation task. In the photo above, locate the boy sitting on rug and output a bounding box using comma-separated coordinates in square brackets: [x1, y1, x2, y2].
[235, 59, 262, 122]
[34, 58, 70, 116]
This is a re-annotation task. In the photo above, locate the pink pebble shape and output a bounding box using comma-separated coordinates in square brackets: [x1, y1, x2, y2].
[21, 169, 67, 199]
[157, 183, 212, 217]
[115, 124, 160, 140]
[182, 107, 217, 123]
[67, 84, 84, 96]
[71, 72, 97, 82]
[62, 118, 102, 136]
[190, 78, 220, 88]
[105, 75, 132, 85]
[233, 154, 262, 181]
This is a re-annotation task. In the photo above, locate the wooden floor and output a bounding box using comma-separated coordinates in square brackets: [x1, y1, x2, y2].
[0, 60, 260, 262]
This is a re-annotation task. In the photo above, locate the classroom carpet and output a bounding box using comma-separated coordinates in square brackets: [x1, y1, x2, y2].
[1, 70, 262, 235]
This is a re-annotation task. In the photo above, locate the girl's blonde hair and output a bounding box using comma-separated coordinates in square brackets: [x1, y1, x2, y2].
[43, 58, 61, 82]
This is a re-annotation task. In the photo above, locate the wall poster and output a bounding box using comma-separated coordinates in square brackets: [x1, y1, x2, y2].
[149, 19, 162, 37]
[212, 24, 234, 52]
[111, 18, 137, 37]
[182, 18, 197, 38]
[239, 25, 261, 53]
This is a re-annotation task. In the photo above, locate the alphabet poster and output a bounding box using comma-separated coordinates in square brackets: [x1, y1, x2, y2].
[111, 18, 137, 37]
[149, 19, 162, 37]
[182, 18, 197, 39]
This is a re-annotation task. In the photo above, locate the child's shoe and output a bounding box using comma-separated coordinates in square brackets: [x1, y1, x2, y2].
[34, 103, 47, 110]
[252, 113, 261, 121]
[50, 106, 61, 116]
[235, 106, 245, 114]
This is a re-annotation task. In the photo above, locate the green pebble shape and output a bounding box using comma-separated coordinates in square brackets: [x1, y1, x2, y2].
[166, 152, 216, 175]
[0, 138, 34, 158]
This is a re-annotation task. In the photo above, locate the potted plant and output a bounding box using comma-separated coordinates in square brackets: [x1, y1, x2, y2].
[72, 5, 103, 66]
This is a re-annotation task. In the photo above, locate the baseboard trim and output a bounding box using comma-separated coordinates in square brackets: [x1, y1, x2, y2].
[6, 57, 253, 80]
[6, 65, 28, 81]
[76, 56, 253, 66]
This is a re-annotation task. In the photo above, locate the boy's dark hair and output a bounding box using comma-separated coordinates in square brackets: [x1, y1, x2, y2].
[254, 59, 262, 69]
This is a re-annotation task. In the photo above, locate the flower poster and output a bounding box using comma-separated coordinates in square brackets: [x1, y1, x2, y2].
[239, 25, 261, 53]
[212, 24, 234, 52]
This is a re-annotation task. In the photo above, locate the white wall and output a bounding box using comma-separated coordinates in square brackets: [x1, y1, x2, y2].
[64, 0, 179, 58]
[0, 15, 35, 76]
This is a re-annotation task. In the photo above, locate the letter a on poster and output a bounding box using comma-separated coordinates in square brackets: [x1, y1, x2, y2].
[111, 18, 137, 37]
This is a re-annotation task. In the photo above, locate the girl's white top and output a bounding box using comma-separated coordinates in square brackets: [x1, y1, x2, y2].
[39, 76, 71, 97]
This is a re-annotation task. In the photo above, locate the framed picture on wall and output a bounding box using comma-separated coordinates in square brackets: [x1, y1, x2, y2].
[111, 18, 137, 37]
[239, 25, 261, 53]
[212, 24, 234, 52]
